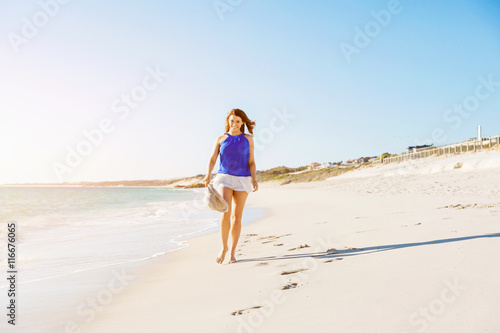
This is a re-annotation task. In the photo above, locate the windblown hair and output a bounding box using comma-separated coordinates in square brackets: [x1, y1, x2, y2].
[224, 109, 256, 135]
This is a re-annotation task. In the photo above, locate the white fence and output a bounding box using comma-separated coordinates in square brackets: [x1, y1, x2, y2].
[373, 134, 500, 165]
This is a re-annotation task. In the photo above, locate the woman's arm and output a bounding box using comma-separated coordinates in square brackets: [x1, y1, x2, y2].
[246, 135, 259, 192]
[201, 137, 221, 186]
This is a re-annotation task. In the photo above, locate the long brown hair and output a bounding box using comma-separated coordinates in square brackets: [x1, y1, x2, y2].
[224, 109, 255, 135]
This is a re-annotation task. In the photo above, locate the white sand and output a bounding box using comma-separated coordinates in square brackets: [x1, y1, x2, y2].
[80, 150, 500, 333]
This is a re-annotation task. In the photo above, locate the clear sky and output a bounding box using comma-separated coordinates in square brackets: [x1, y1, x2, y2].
[1, 0, 500, 184]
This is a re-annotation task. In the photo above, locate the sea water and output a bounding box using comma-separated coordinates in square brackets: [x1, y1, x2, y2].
[0, 186, 265, 332]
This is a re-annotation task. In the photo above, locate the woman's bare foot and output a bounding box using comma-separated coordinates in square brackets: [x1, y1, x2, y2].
[228, 255, 237, 264]
[216, 248, 228, 264]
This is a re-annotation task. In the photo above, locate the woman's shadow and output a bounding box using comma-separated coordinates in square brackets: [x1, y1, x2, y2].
[236, 232, 500, 263]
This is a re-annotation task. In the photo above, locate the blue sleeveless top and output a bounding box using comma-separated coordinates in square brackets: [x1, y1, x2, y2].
[218, 132, 251, 177]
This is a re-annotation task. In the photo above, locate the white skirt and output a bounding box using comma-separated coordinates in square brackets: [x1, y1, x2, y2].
[212, 173, 253, 194]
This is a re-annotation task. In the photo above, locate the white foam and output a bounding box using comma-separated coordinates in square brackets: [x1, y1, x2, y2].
[0, 187, 222, 289]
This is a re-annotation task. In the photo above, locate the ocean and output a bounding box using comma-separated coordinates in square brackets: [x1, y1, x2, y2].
[0, 186, 265, 332]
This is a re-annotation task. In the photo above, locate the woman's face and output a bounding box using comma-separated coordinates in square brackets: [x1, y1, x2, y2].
[228, 115, 243, 132]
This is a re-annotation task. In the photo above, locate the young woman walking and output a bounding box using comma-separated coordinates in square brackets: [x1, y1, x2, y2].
[202, 109, 258, 264]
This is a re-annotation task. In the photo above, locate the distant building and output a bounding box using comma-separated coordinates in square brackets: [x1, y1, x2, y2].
[345, 157, 376, 165]
[308, 162, 335, 170]
[345, 159, 358, 165]
[308, 162, 322, 171]
[354, 157, 373, 163]
[407, 144, 433, 153]
[319, 162, 335, 169]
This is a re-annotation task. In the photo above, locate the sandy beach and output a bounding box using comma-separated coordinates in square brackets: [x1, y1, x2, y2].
[78, 150, 500, 333]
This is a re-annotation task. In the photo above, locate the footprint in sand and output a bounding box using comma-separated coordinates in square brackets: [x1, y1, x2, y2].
[281, 268, 308, 275]
[231, 306, 262, 316]
[440, 203, 500, 210]
[258, 235, 276, 240]
[281, 283, 299, 290]
[288, 244, 310, 251]
[318, 247, 361, 257]
[314, 248, 338, 257]
[324, 258, 343, 263]
[259, 234, 293, 244]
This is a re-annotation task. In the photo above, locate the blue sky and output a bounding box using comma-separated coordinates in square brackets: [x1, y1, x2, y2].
[1, 0, 500, 183]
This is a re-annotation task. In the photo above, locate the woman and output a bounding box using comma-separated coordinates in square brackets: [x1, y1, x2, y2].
[202, 109, 259, 264]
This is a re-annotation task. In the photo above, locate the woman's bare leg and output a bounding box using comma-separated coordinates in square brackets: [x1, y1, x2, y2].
[216, 186, 233, 264]
[229, 190, 249, 263]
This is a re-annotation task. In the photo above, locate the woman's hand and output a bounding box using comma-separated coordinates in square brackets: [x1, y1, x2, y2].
[252, 179, 258, 192]
[201, 175, 210, 187]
